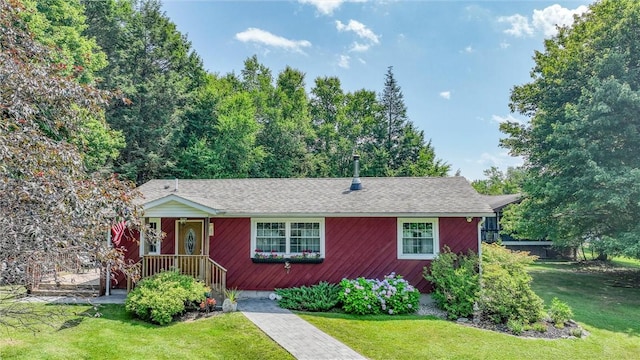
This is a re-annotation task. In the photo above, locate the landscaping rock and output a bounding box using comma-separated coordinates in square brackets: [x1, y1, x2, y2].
[222, 299, 237, 313]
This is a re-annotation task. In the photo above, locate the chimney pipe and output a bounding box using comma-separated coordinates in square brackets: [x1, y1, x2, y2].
[350, 154, 362, 191]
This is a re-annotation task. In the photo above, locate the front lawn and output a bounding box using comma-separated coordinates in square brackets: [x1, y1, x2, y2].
[0, 304, 292, 360]
[299, 259, 640, 360]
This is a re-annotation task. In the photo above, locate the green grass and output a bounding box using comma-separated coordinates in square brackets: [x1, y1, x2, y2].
[0, 286, 27, 301]
[611, 256, 640, 269]
[298, 259, 640, 360]
[528, 260, 640, 336]
[0, 305, 292, 360]
[2, 258, 639, 359]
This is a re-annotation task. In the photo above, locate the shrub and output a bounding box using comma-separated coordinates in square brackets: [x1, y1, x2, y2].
[339, 277, 380, 315]
[479, 243, 544, 324]
[507, 319, 525, 335]
[424, 246, 479, 320]
[125, 270, 208, 325]
[339, 273, 420, 315]
[531, 322, 548, 333]
[548, 297, 574, 328]
[275, 282, 341, 311]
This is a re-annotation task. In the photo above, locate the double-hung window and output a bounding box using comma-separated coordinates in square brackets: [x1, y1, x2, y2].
[146, 218, 160, 255]
[252, 219, 324, 257]
[397, 218, 439, 260]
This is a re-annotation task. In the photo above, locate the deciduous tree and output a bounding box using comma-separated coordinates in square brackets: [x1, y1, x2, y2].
[472, 166, 524, 195]
[500, 0, 640, 258]
[0, 0, 143, 328]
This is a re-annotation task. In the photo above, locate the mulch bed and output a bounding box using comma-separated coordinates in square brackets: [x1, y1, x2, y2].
[458, 317, 587, 339]
[176, 308, 224, 322]
[418, 304, 587, 339]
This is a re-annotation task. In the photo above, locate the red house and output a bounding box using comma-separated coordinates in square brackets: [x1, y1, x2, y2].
[117, 175, 493, 295]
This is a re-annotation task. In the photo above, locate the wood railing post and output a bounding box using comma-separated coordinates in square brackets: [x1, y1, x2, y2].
[138, 256, 226, 295]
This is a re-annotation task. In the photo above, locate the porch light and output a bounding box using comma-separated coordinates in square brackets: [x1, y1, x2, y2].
[179, 217, 187, 225]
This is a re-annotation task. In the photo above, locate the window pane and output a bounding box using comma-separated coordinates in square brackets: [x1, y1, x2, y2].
[402, 222, 434, 254]
[256, 222, 286, 252]
[290, 222, 320, 253]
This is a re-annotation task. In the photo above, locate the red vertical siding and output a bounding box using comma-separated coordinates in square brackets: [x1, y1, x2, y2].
[208, 216, 479, 293]
[440, 217, 479, 254]
[112, 228, 139, 288]
[161, 218, 176, 255]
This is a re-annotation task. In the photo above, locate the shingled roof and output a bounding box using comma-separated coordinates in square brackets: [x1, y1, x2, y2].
[481, 194, 522, 212]
[137, 177, 494, 217]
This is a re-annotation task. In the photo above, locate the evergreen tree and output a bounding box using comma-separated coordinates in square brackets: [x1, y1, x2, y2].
[84, 0, 206, 183]
[378, 66, 408, 169]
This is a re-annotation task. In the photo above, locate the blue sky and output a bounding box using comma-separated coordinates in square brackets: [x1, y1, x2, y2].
[160, 0, 591, 180]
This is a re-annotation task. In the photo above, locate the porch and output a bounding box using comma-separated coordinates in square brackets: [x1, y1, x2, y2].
[137, 255, 227, 297]
[132, 192, 228, 296]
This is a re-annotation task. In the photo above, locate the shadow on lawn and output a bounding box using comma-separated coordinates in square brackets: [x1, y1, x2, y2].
[58, 303, 160, 329]
[530, 260, 640, 337]
[297, 311, 445, 323]
[86, 304, 225, 328]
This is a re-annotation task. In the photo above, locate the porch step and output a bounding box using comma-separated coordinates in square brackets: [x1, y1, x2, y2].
[29, 288, 100, 298]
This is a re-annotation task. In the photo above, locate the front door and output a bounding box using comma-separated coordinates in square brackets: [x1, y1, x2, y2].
[177, 220, 203, 255]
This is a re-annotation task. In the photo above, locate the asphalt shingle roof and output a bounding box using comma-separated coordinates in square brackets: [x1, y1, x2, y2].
[481, 194, 522, 211]
[137, 177, 494, 216]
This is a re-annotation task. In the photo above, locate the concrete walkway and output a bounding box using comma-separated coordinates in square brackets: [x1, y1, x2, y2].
[239, 298, 367, 360]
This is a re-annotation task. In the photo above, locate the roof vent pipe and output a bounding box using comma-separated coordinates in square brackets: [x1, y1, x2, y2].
[174, 178, 178, 192]
[350, 154, 362, 191]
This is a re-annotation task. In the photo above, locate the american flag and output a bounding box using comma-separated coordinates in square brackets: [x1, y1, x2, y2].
[111, 220, 127, 247]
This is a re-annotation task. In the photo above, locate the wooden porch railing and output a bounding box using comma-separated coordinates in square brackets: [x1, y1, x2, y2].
[139, 255, 227, 294]
[26, 251, 90, 291]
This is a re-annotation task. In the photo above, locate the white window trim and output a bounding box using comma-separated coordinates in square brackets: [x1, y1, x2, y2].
[147, 218, 161, 255]
[251, 218, 325, 258]
[397, 217, 439, 260]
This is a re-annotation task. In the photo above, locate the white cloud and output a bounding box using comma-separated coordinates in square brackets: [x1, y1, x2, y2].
[498, 14, 533, 37]
[299, 0, 367, 16]
[439, 91, 451, 100]
[358, 58, 366, 65]
[350, 42, 370, 52]
[532, 4, 589, 37]
[235, 28, 311, 53]
[499, 41, 510, 49]
[338, 54, 350, 68]
[499, 5, 589, 38]
[464, 46, 474, 53]
[336, 20, 379, 44]
[491, 114, 527, 125]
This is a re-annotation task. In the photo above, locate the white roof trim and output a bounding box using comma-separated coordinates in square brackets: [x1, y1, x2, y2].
[213, 212, 495, 218]
[143, 194, 220, 216]
[501, 241, 554, 246]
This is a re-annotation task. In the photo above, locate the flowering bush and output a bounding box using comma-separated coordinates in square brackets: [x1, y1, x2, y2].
[254, 249, 283, 259]
[289, 250, 321, 259]
[339, 273, 420, 315]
